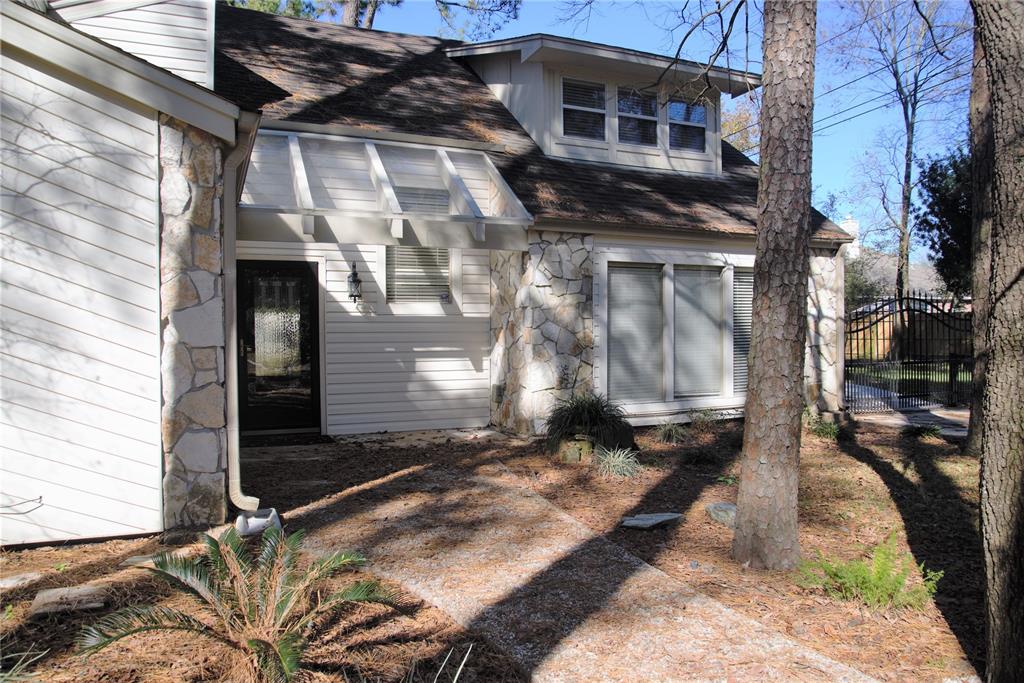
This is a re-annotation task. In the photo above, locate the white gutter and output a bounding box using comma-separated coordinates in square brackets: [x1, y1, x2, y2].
[223, 111, 262, 512]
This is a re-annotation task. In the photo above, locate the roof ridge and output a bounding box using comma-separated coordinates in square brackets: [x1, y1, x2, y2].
[218, 2, 464, 46]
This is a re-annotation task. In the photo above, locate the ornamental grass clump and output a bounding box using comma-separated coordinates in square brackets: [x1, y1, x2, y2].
[78, 527, 395, 682]
[544, 392, 633, 452]
[594, 446, 642, 478]
[653, 421, 687, 444]
[798, 533, 943, 610]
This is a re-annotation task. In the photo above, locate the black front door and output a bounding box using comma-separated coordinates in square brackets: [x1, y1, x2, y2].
[238, 260, 320, 431]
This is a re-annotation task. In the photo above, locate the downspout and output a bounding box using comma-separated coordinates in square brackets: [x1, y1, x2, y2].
[223, 110, 262, 512]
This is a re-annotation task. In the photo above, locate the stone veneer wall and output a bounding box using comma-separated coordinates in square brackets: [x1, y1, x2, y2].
[490, 231, 595, 435]
[158, 115, 228, 529]
[804, 248, 844, 414]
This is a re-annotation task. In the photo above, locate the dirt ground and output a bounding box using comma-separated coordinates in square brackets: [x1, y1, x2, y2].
[1, 419, 982, 681]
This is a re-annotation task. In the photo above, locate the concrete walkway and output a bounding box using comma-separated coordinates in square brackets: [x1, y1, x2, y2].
[853, 407, 969, 437]
[292, 460, 873, 682]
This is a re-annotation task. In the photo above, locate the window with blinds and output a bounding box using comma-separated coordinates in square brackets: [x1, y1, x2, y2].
[732, 270, 754, 393]
[668, 99, 707, 153]
[607, 263, 663, 402]
[674, 267, 723, 397]
[386, 246, 451, 303]
[562, 79, 606, 141]
[617, 88, 658, 146]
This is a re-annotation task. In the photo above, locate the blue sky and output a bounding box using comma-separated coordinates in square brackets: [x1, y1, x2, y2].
[369, 0, 971, 259]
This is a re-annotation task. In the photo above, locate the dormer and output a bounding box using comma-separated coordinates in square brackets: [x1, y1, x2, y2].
[449, 35, 759, 176]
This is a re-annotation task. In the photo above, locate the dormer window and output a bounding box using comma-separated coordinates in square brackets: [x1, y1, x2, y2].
[562, 78, 606, 140]
[617, 88, 658, 147]
[668, 100, 707, 153]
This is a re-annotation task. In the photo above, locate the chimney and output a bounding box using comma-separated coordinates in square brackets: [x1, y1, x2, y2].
[840, 215, 860, 260]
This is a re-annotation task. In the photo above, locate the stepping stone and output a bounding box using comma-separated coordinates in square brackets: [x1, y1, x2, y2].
[0, 571, 43, 590]
[621, 512, 682, 529]
[29, 585, 106, 616]
[706, 502, 737, 529]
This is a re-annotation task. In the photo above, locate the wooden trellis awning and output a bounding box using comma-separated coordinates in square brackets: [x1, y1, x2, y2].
[240, 130, 532, 240]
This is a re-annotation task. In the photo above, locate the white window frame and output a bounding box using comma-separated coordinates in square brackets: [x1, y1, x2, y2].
[594, 245, 753, 419]
[560, 76, 609, 143]
[375, 245, 463, 316]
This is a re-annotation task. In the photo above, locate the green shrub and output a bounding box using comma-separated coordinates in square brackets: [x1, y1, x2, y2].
[594, 446, 642, 478]
[78, 527, 395, 682]
[902, 424, 942, 439]
[688, 409, 719, 434]
[804, 410, 840, 441]
[653, 421, 687, 444]
[545, 392, 633, 452]
[798, 534, 943, 610]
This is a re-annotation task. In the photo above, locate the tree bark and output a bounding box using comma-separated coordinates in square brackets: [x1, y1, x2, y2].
[361, 0, 379, 28]
[732, 0, 817, 571]
[342, 0, 360, 26]
[965, 32, 992, 458]
[970, 2, 1024, 681]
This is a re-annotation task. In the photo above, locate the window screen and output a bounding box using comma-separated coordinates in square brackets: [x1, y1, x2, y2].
[562, 79, 606, 140]
[668, 100, 707, 153]
[617, 88, 658, 146]
[674, 267, 723, 397]
[607, 263, 663, 402]
[732, 270, 754, 393]
[386, 246, 451, 303]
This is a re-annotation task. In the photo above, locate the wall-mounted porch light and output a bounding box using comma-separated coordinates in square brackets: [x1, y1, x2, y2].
[347, 262, 362, 303]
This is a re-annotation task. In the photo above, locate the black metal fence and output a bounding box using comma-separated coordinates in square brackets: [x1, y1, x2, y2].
[845, 292, 972, 413]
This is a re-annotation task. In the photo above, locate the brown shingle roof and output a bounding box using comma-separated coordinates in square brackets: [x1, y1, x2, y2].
[215, 4, 849, 242]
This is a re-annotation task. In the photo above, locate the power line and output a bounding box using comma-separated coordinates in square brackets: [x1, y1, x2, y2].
[737, 66, 972, 154]
[724, 25, 971, 140]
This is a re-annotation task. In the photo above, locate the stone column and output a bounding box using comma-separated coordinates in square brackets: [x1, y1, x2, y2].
[490, 231, 594, 435]
[805, 248, 842, 414]
[158, 115, 228, 529]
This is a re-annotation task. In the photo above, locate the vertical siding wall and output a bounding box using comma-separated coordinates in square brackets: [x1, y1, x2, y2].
[236, 241, 491, 434]
[65, 0, 214, 89]
[0, 53, 163, 545]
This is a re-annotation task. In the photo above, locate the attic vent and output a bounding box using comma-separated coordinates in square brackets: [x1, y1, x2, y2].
[395, 187, 450, 213]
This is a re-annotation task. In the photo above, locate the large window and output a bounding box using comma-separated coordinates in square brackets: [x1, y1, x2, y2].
[604, 260, 752, 404]
[674, 267, 723, 397]
[386, 246, 451, 303]
[617, 88, 658, 146]
[732, 270, 754, 392]
[668, 99, 707, 152]
[562, 79, 606, 141]
[607, 263, 663, 401]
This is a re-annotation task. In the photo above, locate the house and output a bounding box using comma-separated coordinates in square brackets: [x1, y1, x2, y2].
[0, 0, 850, 546]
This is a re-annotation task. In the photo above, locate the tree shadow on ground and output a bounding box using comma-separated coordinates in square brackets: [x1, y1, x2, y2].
[241, 426, 737, 678]
[839, 422, 985, 674]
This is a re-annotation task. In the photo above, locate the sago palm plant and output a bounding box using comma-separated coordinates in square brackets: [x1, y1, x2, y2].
[77, 527, 395, 682]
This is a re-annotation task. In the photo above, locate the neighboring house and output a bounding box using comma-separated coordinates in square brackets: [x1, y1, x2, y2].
[0, 0, 851, 546]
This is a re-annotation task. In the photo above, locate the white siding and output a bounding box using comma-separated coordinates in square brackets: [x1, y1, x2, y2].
[236, 242, 491, 435]
[1, 53, 162, 545]
[64, 1, 214, 89]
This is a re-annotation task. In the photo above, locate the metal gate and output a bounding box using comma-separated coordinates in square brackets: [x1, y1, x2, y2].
[845, 293, 973, 413]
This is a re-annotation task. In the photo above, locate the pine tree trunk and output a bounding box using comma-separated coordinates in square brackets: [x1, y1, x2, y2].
[361, 0, 379, 28]
[970, 3, 1024, 680]
[342, 0, 360, 26]
[965, 32, 992, 458]
[732, 0, 817, 571]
